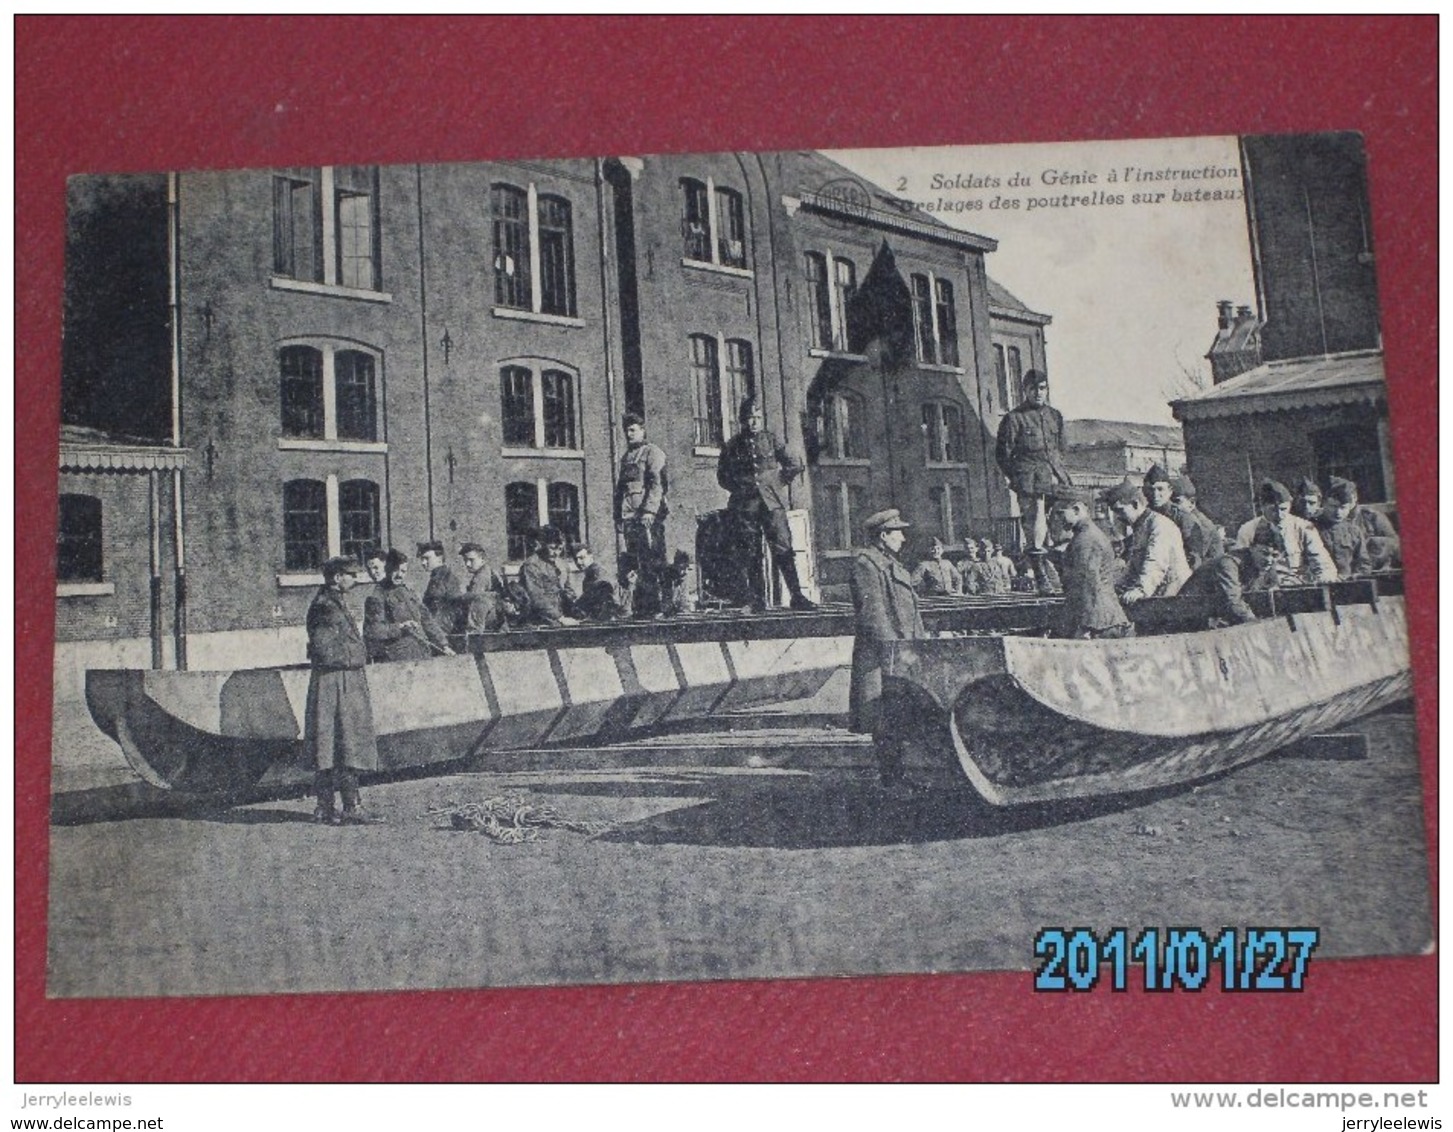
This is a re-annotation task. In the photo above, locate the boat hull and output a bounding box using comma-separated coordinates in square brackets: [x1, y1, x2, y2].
[882, 596, 1411, 805]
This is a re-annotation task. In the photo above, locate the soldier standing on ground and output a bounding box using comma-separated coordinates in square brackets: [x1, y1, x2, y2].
[995, 369, 1069, 595]
[716, 398, 816, 611]
[305, 556, 382, 826]
[849, 509, 927, 788]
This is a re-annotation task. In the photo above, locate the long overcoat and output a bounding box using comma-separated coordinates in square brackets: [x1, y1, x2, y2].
[304, 586, 378, 773]
[849, 544, 927, 734]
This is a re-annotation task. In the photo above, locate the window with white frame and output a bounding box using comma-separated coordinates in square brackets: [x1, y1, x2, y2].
[492, 182, 578, 318]
[57, 494, 104, 583]
[504, 479, 582, 561]
[279, 342, 381, 444]
[821, 390, 867, 460]
[910, 271, 960, 366]
[680, 177, 749, 270]
[1007, 346, 1024, 400]
[500, 362, 579, 452]
[690, 333, 755, 448]
[922, 400, 967, 465]
[804, 250, 858, 352]
[929, 482, 971, 544]
[993, 344, 1010, 409]
[282, 476, 381, 574]
[273, 166, 380, 292]
[819, 480, 871, 551]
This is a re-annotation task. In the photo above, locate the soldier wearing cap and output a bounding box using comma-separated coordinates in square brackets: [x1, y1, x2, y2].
[417, 539, 463, 623]
[1234, 480, 1337, 585]
[1177, 544, 1274, 628]
[456, 542, 511, 635]
[960, 539, 990, 596]
[1292, 477, 1324, 523]
[850, 508, 927, 787]
[1142, 464, 1176, 517]
[363, 547, 388, 585]
[518, 524, 581, 627]
[1166, 474, 1225, 571]
[1105, 479, 1191, 603]
[305, 556, 382, 825]
[1318, 475, 1400, 574]
[615, 412, 670, 615]
[716, 398, 815, 611]
[995, 369, 1069, 594]
[912, 536, 965, 596]
[363, 549, 455, 663]
[1049, 484, 1132, 638]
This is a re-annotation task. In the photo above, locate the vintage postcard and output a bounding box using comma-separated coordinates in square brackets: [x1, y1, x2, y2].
[48, 131, 1430, 999]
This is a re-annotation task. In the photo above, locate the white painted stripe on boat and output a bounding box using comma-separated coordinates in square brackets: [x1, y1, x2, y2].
[143, 670, 228, 735]
[367, 655, 491, 737]
[626, 644, 681, 693]
[482, 651, 563, 715]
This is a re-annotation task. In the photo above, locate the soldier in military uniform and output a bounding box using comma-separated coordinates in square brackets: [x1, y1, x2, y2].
[305, 556, 382, 826]
[995, 369, 1069, 594]
[614, 412, 669, 616]
[849, 508, 927, 787]
[363, 549, 454, 663]
[716, 398, 815, 611]
[418, 539, 462, 624]
[1166, 474, 1225, 571]
[1049, 484, 1132, 639]
[1320, 475, 1400, 573]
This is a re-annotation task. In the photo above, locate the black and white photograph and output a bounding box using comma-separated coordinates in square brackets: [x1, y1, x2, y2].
[48, 130, 1430, 1001]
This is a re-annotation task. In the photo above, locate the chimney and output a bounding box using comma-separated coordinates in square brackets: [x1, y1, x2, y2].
[1236, 304, 1254, 322]
[1217, 300, 1234, 330]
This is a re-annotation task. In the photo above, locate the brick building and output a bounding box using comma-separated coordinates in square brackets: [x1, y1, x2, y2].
[59, 150, 1050, 669]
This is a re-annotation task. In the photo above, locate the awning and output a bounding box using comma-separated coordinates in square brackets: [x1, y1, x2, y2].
[1172, 351, 1386, 422]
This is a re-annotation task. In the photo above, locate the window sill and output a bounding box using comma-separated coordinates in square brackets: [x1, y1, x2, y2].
[916, 362, 966, 375]
[278, 439, 389, 454]
[501, 446, 586, 460]
[681, 258, 753, 280]
[817, 457, 872, 467]
[808, 348, 869, 362]
[270, 276, 393, 304]
[57, 581, 114, 597]
[926, 461, 972, 470]
[692, 444, 723, 458]
[820, 549, 857, 559]
[491, 307, 586, 329]
[277, 573, 324, 588]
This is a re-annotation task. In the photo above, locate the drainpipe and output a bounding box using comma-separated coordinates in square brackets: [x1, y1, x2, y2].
[595, 157, 619, 549]
[167, 173, 188, 670]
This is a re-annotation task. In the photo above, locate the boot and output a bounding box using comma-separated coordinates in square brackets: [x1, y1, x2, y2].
[778, 554, 817, 611]
[313, 770, 339, 825]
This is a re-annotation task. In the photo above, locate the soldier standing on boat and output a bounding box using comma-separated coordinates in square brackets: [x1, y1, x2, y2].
[615, 412, 669, 616]
[995, 369, 1069, 596]
[850, 509, 927, 788]
[305, 556, 383, 826]
[716, 397, 816, 611]
[1049, 484, 1132, 639]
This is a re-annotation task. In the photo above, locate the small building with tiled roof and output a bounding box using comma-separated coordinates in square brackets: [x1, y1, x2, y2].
[1205, 299, 1263, 384]
[1062, 418, 1186, 491]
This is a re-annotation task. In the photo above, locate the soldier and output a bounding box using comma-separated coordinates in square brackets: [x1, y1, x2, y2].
[849, 509, 927, 788]
[1178, 545, 1275, 628]
[457, 542, 511, 635]
[571, 543, 631, 622]
[1142, 464, 1176, 516]
[518, 525, 581, 627]
[305, 556, 382, 826]
[363, 547, 388, 585]
[1049, 484, 1131, 639]
[417, 539, 463, 624]
[1322, 475, 1400, 572]
[995, 369, 1069, 594]
[1235, 480, 1337, 585]
[1167, 474, 1225, 571]
[978, 536, 1007, 594]
[1292, 476, 1325, 523]
[363, 549, 454, 663]
[960, 539, 990, 595]
[615, 412, 669, 614]
[1105, 480, 1191, 604]
[912, 536, 964, 596]
[716, 398, 815, 611]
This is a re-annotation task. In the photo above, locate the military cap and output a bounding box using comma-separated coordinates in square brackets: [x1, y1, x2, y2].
[458, 542, 486, 556]
[863, 508, 911, 534]
[416, 539, 445, 556]
[1325, 476, 1358, 504]
[1022, 368, 1049, 389]
[1259, 480, 1292, 504]
[1142, 463, 1173, 488]
[1046, 482, 1095, 505]
[533, 524, 565, 546]
[1103, 480, 1146, 508]
[362, 546, 387, 562]
[322, 555, 363, 579]
[1170, 474, 1197, 500]
[385, 548, 409, 572]
[621, 411, 645, 429]
[1296, 476, 1323, 499]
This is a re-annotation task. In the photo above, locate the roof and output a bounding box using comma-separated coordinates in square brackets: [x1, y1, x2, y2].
[780, 150, 999, 253]
[1206, 311, 1261, 358]
[60, 424, 188, 472]
[1172, 350, 1387, 421]
[1064, 418, 1185, 452]
[986, 277, 1052, 326]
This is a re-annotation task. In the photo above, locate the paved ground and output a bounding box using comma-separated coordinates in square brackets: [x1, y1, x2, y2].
[47, 710, 1432, 998]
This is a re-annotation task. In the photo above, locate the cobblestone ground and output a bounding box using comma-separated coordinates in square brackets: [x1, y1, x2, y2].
[46, 710, 1431, 998]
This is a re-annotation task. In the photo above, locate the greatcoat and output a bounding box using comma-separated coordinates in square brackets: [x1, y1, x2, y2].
[304, 585, 378, 773]
[849, 544, 927, 735]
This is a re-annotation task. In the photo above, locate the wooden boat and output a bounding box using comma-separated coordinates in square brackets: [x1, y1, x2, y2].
[882, 580, 1410, 804]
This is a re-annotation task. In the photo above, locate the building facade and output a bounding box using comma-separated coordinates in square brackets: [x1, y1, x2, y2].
[59, 151, 1048, 668]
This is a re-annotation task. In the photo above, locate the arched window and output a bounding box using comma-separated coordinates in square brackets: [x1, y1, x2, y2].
[690, 333, 723, 447]
[335, 350, 377, 441]
[547, 481, 581, 548]
[339, 479, 380, 563]
[273, 165, 380, 291]
[279, 341, 382, 444]
[283, 479, 327, 572]
[804, 252, 831, 350]
[681, 178, 711, 261]
[822, 391, 867, 459]
[911, 272, 960, 366]
[280, 345, 325, 438]
[715, 186, 746, 268]
[922, 400, 967, 465]
[505, 482, 538, 562]
[492, 184, 531, 309]
[57, 494, 103, 583]
[680, 176, 750, 270]
[499, 362, 580, 451]
[537, 195, 576, 316]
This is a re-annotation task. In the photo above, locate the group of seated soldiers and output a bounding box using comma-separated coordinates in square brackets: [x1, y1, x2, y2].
[1046, 464, 1400, 639]
[909, 536, 1062, 597]
[357, 528, 694, 663]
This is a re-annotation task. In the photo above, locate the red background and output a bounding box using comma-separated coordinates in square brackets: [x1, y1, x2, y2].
[15, 16, 1438, 1082]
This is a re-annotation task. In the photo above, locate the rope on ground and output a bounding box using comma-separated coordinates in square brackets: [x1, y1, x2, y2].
[427, 794, 616, 844]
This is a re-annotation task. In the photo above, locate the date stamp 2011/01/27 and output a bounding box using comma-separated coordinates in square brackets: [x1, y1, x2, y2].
[1033, 927, 1320, 992]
